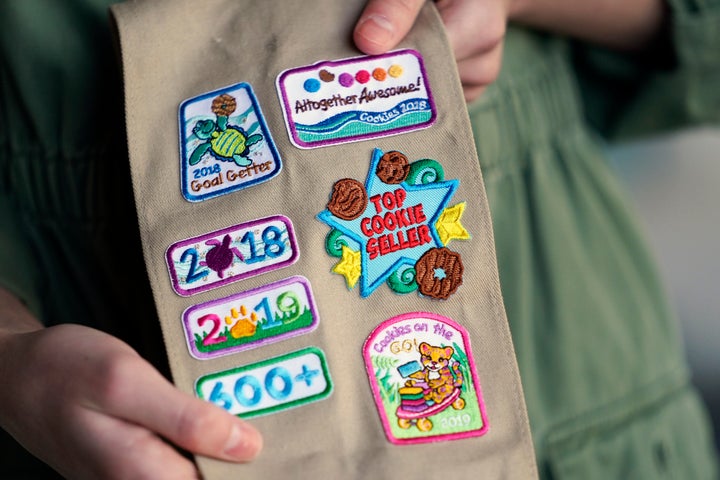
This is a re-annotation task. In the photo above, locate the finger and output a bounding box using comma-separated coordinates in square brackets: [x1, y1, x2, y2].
[463, 85, 487, 103]
[87, 353, 262, 463]
[456, 42, 504, 91]
[57, 407, 199, 480]
[354, 0, 426, 55]
[436, 0, 506, 62]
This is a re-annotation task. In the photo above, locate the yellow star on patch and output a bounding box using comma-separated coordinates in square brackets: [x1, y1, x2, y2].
[435, 202, 470, 245]
[332, 245, 362, 289]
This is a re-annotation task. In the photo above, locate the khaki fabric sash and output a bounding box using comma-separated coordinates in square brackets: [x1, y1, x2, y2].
[112, 0, 537, 477]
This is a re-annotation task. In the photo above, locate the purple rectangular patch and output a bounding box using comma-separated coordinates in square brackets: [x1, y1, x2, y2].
[165, 215, 299, 296]
[276, 49, 436, 149]
[182, 276, 319, 359]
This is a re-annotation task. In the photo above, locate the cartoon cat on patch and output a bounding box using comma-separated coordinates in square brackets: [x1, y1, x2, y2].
[407, 342, 464, 404]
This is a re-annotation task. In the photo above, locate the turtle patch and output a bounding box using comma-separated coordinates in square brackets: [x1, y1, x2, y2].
[317, 148, 470, 299]
[363, 312, 488, 444]
[182, 276, 319, 359]
[179, 82, 282, 202]
[276, 50, 436, 149]
[165, 215, 299, 296]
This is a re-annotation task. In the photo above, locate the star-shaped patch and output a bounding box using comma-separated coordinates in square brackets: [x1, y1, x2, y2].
[318, 148, 470, 299]
[436, 202, 470, 245]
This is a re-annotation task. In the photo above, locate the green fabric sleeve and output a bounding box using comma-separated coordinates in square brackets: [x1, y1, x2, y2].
[0, 0, 127, 326]
[0, 194, 42, 318]
[570, 0, 720, 139]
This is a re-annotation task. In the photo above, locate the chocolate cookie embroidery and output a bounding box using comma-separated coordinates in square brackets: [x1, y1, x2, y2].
[327, 178, 368, 221]
[319, 69, 335, 82]
[211, 93, 238, 117]
[415, 247, 464, 300]
[376, 151, 410, 184]
[317, 148, 471, 299]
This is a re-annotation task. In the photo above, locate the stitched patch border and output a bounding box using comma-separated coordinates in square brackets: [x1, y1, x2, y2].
[317, 148, 470, 299]
[276, 49, 436, 149]
[182, 276, 319, 359]
[196, 347, 333, 418]
[363, 312, 488, 444]
[179, 82, 282, 202]
[166, 215, 299, 296]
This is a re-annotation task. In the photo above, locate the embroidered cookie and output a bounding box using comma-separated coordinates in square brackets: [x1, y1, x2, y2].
[327, 178, 368, 220]
[179, 82, 282, 202]
[211, 93, 237, 116]
[415, 247, 464, 300]
[277, 50, 436, 148]
[375, 150, 410, 184]
[317, 148, 470, 299]
[364, 312, 488, 444]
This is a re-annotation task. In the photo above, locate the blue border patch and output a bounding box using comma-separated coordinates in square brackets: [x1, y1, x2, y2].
[317, 148, 468, 299]
[179, 82, 282, 202]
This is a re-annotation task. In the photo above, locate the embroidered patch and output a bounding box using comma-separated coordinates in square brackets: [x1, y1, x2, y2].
[166, 215, 299, 296]
[317, 148, 470, 299]
[363, 312, 488, 444]
[196, 347, 332, 418]
[276, 50, 436, 149]
[182, 276, 319, 359]
[179, 82, 282, 202]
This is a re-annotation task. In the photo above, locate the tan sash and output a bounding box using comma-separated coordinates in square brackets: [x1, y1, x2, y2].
[112, 0, 537, 477]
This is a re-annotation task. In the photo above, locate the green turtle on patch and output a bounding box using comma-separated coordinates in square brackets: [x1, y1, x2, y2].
[189, 93, 263, 167]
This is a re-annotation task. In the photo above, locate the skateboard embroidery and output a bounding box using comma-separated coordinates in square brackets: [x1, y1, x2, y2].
[182, 276, 319, 359]
[196, 347, 332, 418]
[276, 50, 436, 148]
[179, 82, 282, 202]
[317, 148, 469, 299]
[363, 312, 488, 444]
[166, 215, 299, 296]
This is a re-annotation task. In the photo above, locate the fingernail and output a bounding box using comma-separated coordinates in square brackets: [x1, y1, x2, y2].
[357, 14, 395, 48]
[224, 423, 262, 461]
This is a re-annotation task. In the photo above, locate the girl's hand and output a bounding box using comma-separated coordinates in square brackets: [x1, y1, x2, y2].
[0, 322, 262, 479]
[354, 0, 666, 102]
[354, 0, 514, 102]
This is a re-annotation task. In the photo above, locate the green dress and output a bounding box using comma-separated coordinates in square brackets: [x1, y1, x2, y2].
[0, 0, 718, 478]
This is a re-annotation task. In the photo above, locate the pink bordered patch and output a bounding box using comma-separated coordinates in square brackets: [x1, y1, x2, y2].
[363, 312, 488, 444]
[179, 82, 282, 202]
[182, 276, 319, 359]
[276, 49, 436, 149]
[196, 347, 333, 418]
[165, 215, 299, 296]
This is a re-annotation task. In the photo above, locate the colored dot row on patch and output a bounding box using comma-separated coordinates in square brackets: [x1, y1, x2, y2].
[303, 65, 404, 93]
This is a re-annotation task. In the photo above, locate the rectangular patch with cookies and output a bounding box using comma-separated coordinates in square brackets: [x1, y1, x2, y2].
[196, 347, 333, 418]
[276, 49, 435, 149]
[165, 215, 299, 296]
[182, 276, 319, 359]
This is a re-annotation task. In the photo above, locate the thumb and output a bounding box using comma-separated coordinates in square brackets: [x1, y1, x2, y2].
[88, 353, 263, 462]
[354, 0, 426, 55]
